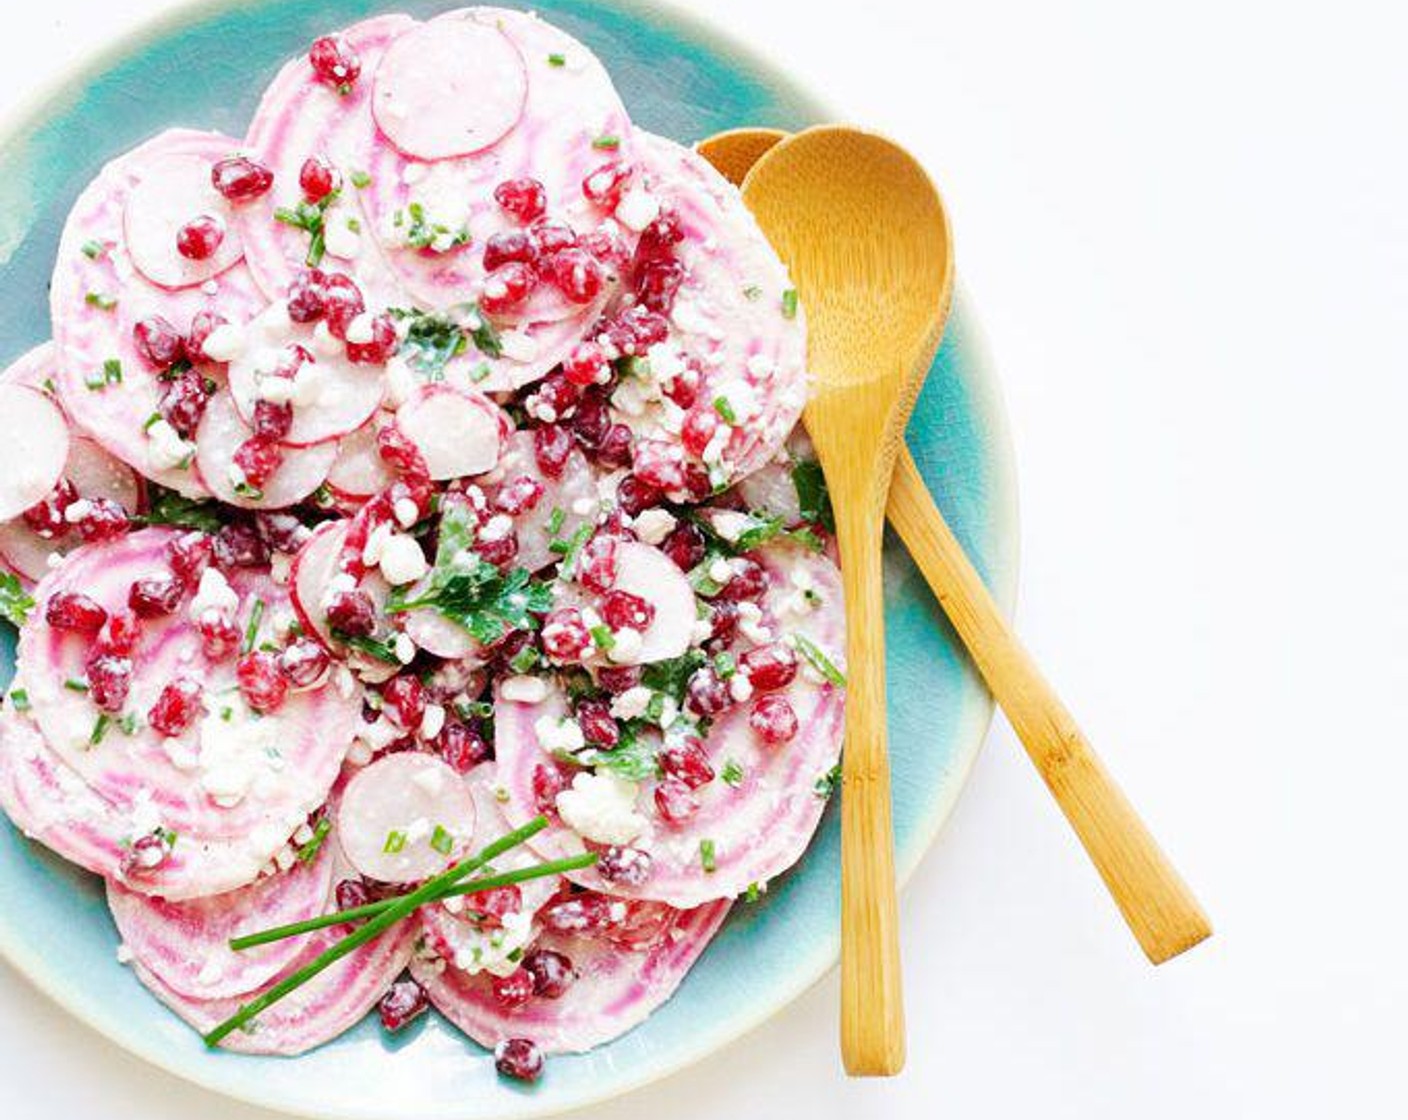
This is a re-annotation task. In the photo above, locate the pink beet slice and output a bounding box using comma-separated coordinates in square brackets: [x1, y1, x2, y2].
[493, 542, 846, 908]
[412, 895, 730, 1053]
[50, 128, 266, 497]
[236, 14, 415, 310]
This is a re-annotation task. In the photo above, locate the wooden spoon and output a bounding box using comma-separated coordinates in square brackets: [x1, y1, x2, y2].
[705, 127, 1212, 969]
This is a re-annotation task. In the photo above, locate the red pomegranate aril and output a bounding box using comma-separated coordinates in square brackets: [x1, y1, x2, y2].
[660, 523, 707, 572]
[334, 877, 372, 911]
[569, 389, 610, 450]
[380, 675, 426, 731]
[494, 1039, 544, 1083]
[326, 588, 377, 637]
[634, 210, 685, 265]
[541, 892, 612, 934]
[45, 591, 107, 636]
[531, 763, 567, 814]
[99, 609, 141, 656]
[75, 498, 130, 543]
[435, 721, 491, 773]
[345, 313, 398, 365]
[233, 437, 283, 490]
[739, 642, 798, 692]
[213, 521, 269, 569]
[166, 531, 213, 586]
[256, 512, 307, 555]
[494, 177, 547, 223]
[133, 316, 186, 370]
[527, 371, 581, 420]
[280, 638, 330, 688]
[680, 406, 719, 460]
[523, 949, 576, 999]
[654, 777, 699, 825]
[148, 677, 203, 737]
[495, 475, 545, 516]
[575, 533, 618, 594]
[750, 694, 799, 745]
[211, 155, 274, 203]
[681, 463, 713, 502]
[128, 576, 184, 618]
[562, 340, 609, 387]
[479, 261, 538, 316]
[322, 272, 366, 339]
[596, 845, 653, 887]
[707, 598, 740, 645]
[491, 968, 535, 1010]
[541, 607, 592, 664]
[159, 371, 211, 439]
[685, 667, 733, 718]
[581, 160, 633, 207]
[477, 529, 519, 568]
[482, 229, 538, 270]
[615, 474, 660, 518]
[196, 609, 241, 661]
[528, 216, 576, 257]
[175, 214, 225, 262]
[309, 34, 361, 89]
[376, 423, 430, 480]
[575, 698, 619, 749]
[527, 423, 571, 480]
[602, 305, 669, 356]
[635, 258, 684, 314]
[581, 223, 627, 267]
[600, 589, 654, 632]
[660, 737, 715, 790]
[717, 556, 767, 602]
[22, 479, 77, 538]
[548, 248, 604, 304]
[286, 268, 328, 323]
[86, 653, 132, 713]
[377, 978, 428, 1033]
[662, 363, 700, 409]
[251, 398, 294, 442]
[596, 664, 642, 694]
[595, 424, 634, 471]
[299, 156, 338, 202]
[237, 650, 288, 713]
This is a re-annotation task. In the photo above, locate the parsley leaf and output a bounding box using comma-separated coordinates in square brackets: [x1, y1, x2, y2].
[137, 486, 225, 533]
[813, 763, 843, 800]
[791, 459, 835, 532]
[640, 650, 707, 705]
[582, 722, 660, 781]
[0, 572, 35, 628]
[389, 308, 468, 378]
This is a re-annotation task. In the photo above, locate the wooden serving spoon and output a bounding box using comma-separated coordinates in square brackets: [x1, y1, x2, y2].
[704, 127, 1212, 974]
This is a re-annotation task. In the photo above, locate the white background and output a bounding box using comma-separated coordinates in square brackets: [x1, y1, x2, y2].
[1, 0, 1404, 1116]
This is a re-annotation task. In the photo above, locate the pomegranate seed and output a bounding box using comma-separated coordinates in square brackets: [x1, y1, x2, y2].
[581, 223, 628, 266]
[523, 949, 575, 998]
[581, 160, 633, 207]
[615, 474, 661, 518]
[309, 34, 361, 89]
[685, 667, 733, 718]
[597, 845, 654, 887]
[717, 557, 767, 602]
[575, 698, 618, 748]
[597, 665, 642, 694]
[680, 407, 719, 460]
[635, 259, 684, 314]
[299, 156, 339, 202]
[213, 521, 268, 569]
[706, 598, 739, 645]
[211, 155, 273, 203]
[596, 425, 634, 470]
[548, 248, 604, 304]
[494, 178, 548, 223]
[633, 439, 687, 494]
[477, 529, 519, 568]
[128, 576, 183, 618]
[186, 311, 228, 363]
[86, 653, 132, 713]
[634, 210, 685, 265]
[251, 398, 293, 441]
[531, 764, 567, 814]
[541, 892, 613, 934]
[381, 675, 426, 731]
[159, 370, 210, 439]
[326, 588, 376, 637]
[660, 737, 714, 789]
[739, 643, 798, 692]
[280, 639, 330, 688]
[526, 371, 581, 422]
[121, 831, 172, 876]
[237, 650, 288, 713]
[575, 534, 618, 593]
[562, 340, 609, 387]
[435, 721, 491, 773]
[600, 590, 654, 632]
[603, 899, 680, 948]
[148, 678, 203, 736]
[464, 883, 521, 923]
[133, 316, 186, 370]
[750, 694, 799, 745]
[660, 523, 707, 572]
[602, 305, 669, 356]
[654, 777, 699, 825]
[531, 423, 573, 480]
[569, 389, 610, 450]
[197, 609, 241, 661]
[491, 968, 535, 1009]
[662, 363, 700, 409]
[378, 979, 428, 1033]
[482, 229, 538, 270]
[166, 531, 213, 586]
[495, 475, 545, 516]
[322, 273, 366, 339]
[99, 609, 141, 656]
[75, 498, 130, 543]
[479, 261, 538, 316]
[175, 215, 225, 261]
[541, 608, 592, 664]
[45, 591, 106, 636]
[255, 512, 307, 555]
[22, 479, 77, 538]
[287, 268, 328, 323]
[233, 437, 283, 490]
[528, 217, 576, 257]
[345, 313, 398, 365]
[376, 423, 430, 480]
[335, 878, 372, 910]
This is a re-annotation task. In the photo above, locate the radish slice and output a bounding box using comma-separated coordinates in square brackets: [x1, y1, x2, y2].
[394, 384, 504, 481]
[123, 151, 243, 289]
[50, 128, 266, 498]
[371, 19, 527, 161]
[235, 14, 415, 309]
[289, 518, 390, 648]
[360, 7, 635, 317]
[129, 909, 415, 1055]
[325, 418, 395, 502]
[337, 752, 476, 884]
[462, 309, 604, 394]
[412, 897, 730, 1053]
[482, 430, 597, 573]
[403, 607, 482, 661]
[106, 840, 335, 999]
[195, 390, 337, 508]
[604, 541, 696, 665]
[0, 386, 70, 520]
[494, 542, 846, 907]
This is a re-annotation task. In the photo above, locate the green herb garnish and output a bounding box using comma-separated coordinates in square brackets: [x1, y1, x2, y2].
[383, 830, 408, 854]
[721, 758, 744, 787]
[793, 634, 846, 686]
[0, 572, 35, 627]
[274, 191, 340, 267]
[63, 678, 89, 693]
[296, 818, 332, 864]
[89, 714, 110, 746]
[85, 292, 117, 311]
[350, 170, 371, 189]
[80, 239, 106, 260]
[781, 288, 799, 319]
[388, 307, 467, 378]
[547, 52, 566, 66]
[8, 688, 30, 712]
[430, 825, 454, 856]
[712, 395, 737, 424]
[242, 598, 265, 654]
[401, 201, 471, 253]
[813, 762, 843, 800]
[699, 838, 717, 873]
[136, 486, 225, 533]
[791, 459, 835, 532]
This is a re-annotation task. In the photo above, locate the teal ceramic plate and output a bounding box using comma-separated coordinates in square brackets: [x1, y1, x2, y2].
[0, 1, 1017, 1116]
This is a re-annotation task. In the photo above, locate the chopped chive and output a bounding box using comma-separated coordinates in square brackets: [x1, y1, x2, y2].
[547, 52, 566, 66]
[813, 762, 842, 800]
[84, 371, 106, 391]
[220, 706, 234, 722]
[119, 712, 140, 735]
[793, 634, 846, 686]
[590, 624, 615, 651]
[721, 758, 744, 787]
[89, 714, 110, 746]
[699, 838, 717, 873]
[142, 411, 163, 431]
[713, 651, 736, 678]
[745, 881, 763, 902]
[349, 170, 371, 189]
[8, 688, 29, 712]
[296, 818, 332, 863]
[242, 598, 265, 654]
[383, 829, 407, 854]
[712, 395, 737, 424]
[346, 217, 361, 234]
[85, 292, 117, 311]
[592, 134, 621, 151]
[545, 507, 566, 537]
[80, 239, 106, 260]
[742, 284, 763, 300]
[781, 288, 799, 319]
[63, 678, 89, 693]
[430, 824, 454, 855]
[103, 358, 123, 385]
[508, 642, 540, 674]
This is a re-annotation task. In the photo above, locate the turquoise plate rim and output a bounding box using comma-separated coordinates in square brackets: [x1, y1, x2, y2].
[0, 2, 1020, 1116]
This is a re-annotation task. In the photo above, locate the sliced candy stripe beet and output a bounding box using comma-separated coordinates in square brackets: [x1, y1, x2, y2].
[361, 7, 635, 320]
[50, 128, 267, 497]
[236, 14, 416, 310]
[106, 838, 335, 1000]
[494, 542, 846, 908]
[411, 896, 730, 1054]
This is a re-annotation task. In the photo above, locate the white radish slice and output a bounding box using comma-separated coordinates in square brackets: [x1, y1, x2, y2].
[337, 752, 476, 884]
[325, 417, 395, 501]
[195, 390, 337, 509]
[106, 840, 335, 1000]
[0, 386, 70, 520]
[50, 128, 266, 498]
[129, 912, 415, 1055]
[372, 19, 527, 160]
[226, 303, 385, 447]
[361, 7, 635, 317]
[403, 606, 482, 661]
[412, 897, 730, 1053]
[288, 517, 392, 655]
[482, 429, 596, 573]
[460, 308, 602, 394]
[603, 541, 697, 665]
[123, 152, 243, 289]
[394, 384, 504, 481]
[494, 542, 846, 908]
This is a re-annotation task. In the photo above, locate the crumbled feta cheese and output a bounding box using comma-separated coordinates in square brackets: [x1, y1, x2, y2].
[378, 533, 428, 586]
[535, 714, 585, 754]
[393, 497, 421, 528]
[62, 498, 93, 524]
[633, 508, 677, 545]
[362, 522, 393, 567]
[393, 633, 416, 664]
[701, 422, 732, 465]
[202, 323, 248, 363]
[729, 674, 755, 702]
[411, 764, 446, 796]
[708, 558, 735, 585]
[384, 355, 418, 407]
[145, 419, 194, 471]
[499, 329, 540, 363]
[737, 601, 772, 644]
[479, 514, 512, 543]
[500, 675, 548, 704]
[188, 568, 239, 621]
[614, 186, 661, 232]
[344, 312, 376, 346]
[555, 772, 646, 845]
[116, 943, 134, 964]
[710, 511, 752, 543]
[420, 703, 446, 741]
[311, 321, 343, 358]
[323, 217, 362, 261]
[607, 627, 643, 663]
[609, 686, 653, 721]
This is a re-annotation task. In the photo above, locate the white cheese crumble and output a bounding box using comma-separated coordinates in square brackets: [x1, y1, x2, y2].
[555, 771, 647, 846]
[378, 533, 428, 586]
[737, 601, 773, 644]
[420, 702, 446, 741]
[201, 323, 248, 363]
[633, 508, 677, 545]
[710, 510, 752, 543]
[614, 185, 661, 232]
[188, 568, 239, 621]
[609, 686, 653, 721]
[344, 312, 376, 346]
[145, 419, 195, 471]
[535, 714, 585, 754]
[500, 675, 548, 704]
[607, 627, 643, 663]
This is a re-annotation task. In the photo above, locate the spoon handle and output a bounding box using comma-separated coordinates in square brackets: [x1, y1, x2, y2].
[834, 489, 907, 1076]
[888, 448, 1211, 962]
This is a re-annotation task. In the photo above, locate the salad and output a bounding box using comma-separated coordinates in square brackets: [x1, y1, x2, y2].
[0, 6, 845, 1084]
